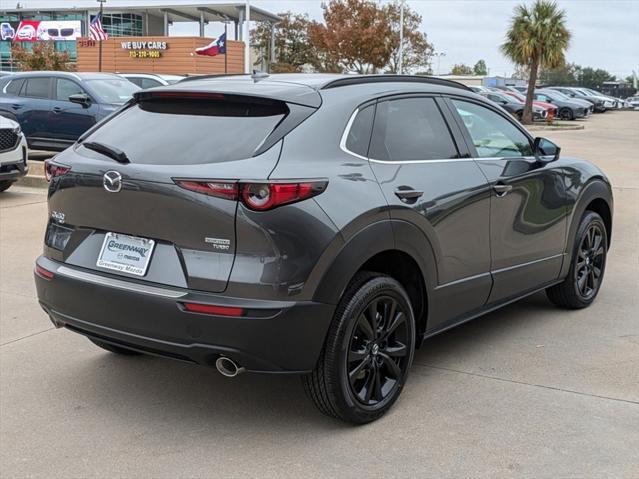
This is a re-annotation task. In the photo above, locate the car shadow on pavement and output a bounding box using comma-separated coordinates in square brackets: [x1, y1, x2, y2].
[67, 291, 557, 431]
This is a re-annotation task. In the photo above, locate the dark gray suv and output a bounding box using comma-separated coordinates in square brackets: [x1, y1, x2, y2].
[35, 74, 613, 423]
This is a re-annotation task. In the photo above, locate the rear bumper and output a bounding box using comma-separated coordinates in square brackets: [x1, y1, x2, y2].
[35, 256, 334, 373]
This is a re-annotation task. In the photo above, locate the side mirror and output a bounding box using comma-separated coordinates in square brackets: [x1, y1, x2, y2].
[533, 137, 560, 163]
[69, 93, 91, 107]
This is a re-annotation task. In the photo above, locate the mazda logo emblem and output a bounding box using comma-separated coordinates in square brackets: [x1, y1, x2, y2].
[103, 171, 122, 193]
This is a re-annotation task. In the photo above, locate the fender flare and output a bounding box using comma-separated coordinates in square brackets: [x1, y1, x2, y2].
[311, 220, 437, 309]
[560, 178, 613, 278]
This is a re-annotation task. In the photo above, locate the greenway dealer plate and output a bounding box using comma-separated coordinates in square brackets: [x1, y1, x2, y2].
[96, 232, 155, 276]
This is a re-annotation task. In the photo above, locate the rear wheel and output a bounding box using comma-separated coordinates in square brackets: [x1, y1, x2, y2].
[89, 338, 142, 356]
[303, 272, 416, 424]
[0, 180, 14, 192]
[547, 211, 607, 309]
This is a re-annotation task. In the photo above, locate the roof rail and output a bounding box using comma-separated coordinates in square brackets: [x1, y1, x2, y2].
[321, 75, 471, 92]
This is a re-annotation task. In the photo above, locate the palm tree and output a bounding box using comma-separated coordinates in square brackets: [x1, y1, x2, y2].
[501, 1, 571, 124]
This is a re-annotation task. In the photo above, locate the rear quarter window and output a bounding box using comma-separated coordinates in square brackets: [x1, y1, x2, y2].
[344, 105, 374, 157]
[5, 78, 25, 96]
[82, 96, 288, 165]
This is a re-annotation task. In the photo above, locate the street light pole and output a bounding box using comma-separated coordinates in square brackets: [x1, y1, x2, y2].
[398, 0, 404, 74]
[97, 0, 106, 72]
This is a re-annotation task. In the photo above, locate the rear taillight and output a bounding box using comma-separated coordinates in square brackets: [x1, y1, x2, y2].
[35, 264, 54, 280]
[181, 302, 244, 317]
[174, 179, 328, 211]
[44, 159, 71, 182]
[174, 180, 238, 200]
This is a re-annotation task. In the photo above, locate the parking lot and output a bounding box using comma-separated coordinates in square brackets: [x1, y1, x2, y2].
[1, 111, 638, 477]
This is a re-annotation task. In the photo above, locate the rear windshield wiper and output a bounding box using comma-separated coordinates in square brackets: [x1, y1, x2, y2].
[82, 141, 130, 164]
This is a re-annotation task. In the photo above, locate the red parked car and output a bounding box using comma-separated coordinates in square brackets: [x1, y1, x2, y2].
[501, 90, 557, 118]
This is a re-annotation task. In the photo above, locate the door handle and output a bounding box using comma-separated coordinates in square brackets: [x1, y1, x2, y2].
[52, 107, 63, 114]
[394, 187, 424, 203]
[493, 183, 513, 197]
[11, 104, 22, 110]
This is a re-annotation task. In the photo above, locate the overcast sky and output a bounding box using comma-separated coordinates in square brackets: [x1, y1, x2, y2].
[172, 0, 639, 78]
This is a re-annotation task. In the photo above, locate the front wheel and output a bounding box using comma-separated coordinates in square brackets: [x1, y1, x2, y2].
[547, 211, 607, 309]
[559, 108, 574, 121]
[303, 272, 416, 424]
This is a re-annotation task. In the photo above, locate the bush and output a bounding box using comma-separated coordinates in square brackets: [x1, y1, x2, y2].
[11, 42, 75, 71]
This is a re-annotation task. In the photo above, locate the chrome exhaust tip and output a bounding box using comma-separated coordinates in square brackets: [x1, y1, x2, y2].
[215, 356, 245, 378]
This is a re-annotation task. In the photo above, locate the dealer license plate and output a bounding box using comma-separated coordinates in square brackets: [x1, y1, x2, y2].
[96, 232, 155, 276]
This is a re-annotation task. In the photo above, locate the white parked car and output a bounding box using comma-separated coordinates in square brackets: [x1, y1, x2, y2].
[119, 73, 184, 89]
[0, 115, 28, 192]
[627, 96, 639, 110]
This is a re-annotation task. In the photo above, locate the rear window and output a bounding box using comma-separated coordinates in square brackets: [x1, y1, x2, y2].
[83, 96, 288, 165]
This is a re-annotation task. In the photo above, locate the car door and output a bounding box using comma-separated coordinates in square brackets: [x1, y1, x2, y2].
[446, 97, 567, 304]
[50, 77, 99, 143]
[363, 95, 493, 328]
[13, 77, 53, 140]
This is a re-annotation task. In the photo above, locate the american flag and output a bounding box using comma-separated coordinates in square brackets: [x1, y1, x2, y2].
[89, 13, 109, 41]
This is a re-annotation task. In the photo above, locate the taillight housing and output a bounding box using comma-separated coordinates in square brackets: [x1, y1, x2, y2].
[174, 179, 328, 211]
[44, 159, 71, 182]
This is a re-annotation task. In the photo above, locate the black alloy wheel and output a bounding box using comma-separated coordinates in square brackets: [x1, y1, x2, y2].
[304, 272, 416, 423]
[574, 223, 605, 300]
[347, 295, 411, 406]
[547, 211, 607, 308]
[559, 108, 574, 121]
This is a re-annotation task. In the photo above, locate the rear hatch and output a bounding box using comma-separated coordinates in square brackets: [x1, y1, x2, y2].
[45, 86, 318, 292]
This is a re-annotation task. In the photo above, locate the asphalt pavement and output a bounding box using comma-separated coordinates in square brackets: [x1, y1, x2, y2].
[1, 111, 638, 478]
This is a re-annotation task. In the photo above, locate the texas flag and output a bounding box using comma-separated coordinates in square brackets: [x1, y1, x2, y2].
[195, 33, 226, 57]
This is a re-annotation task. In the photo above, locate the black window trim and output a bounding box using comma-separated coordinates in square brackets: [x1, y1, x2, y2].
[341, 93, 468, 164]
[442, 95, 536, 161]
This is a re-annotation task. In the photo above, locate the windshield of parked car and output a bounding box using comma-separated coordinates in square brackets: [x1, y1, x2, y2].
[545, 90, 570, 101]
[85, 78, 140, 104]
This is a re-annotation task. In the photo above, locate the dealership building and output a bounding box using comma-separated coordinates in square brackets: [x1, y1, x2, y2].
[0, 1, 280, 73]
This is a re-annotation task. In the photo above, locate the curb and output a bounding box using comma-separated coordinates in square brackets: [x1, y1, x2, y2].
[527, 124, 585, 132]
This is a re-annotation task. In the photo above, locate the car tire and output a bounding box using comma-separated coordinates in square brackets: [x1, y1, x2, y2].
[0, 180, 14, 192]
[89, 338, 142, 356]
[546, 211, 607, 309]
[559, 108, 574, 121]
[303, 271, 416, 424]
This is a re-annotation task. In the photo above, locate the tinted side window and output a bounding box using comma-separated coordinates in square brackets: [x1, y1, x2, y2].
[369, 97, 458, 162]
[344, 105, 374, 157]
[452, 99, 533, 158]
[5, 78, 25, 96]
[23, 78, 51, 99]
[56, 78, 85, 101]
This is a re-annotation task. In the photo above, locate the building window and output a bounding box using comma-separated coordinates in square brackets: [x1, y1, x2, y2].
[96, 13, 144, 37]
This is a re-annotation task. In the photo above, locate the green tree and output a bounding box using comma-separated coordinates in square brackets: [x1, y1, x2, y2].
[450, 63, 473, 75]
[11, 42, 74, 71]
[539, 62, 579, 85]
[308, 0, 394, 73]
[251, 12, 316, 72]
[501, 0, 571, 124]
[473, 59, 488, 76]
[578, 67, 615, 89]
[384, 1, 434, 73]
